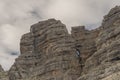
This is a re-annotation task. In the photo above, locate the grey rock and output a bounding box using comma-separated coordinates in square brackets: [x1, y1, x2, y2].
[8, 6, 120, 80]
[77, 6, 120, 80]
[9, 19, 81, 80]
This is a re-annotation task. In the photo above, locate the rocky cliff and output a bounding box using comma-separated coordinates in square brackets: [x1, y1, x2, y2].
[9, 19, 81, 80]
[77, 6, 120, 80]
[0, 6, 120, 80]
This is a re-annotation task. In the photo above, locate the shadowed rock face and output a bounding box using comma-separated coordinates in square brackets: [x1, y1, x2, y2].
[8, 6, 120, 80]
[71, 26, 99, 62]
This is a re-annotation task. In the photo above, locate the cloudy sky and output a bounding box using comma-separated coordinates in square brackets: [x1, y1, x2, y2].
[0, 0, 120, 70]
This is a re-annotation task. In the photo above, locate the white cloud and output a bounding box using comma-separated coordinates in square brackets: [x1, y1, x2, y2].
[0, 49, 18, 70]
[43, 0, 120, 30]
[0, 0, 120, 70]
[0, 24, 20, 51]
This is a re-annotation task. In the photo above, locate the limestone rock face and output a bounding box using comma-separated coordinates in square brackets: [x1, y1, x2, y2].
[71, 26, 99, 62]
[8, 6, 120, 80]
[9, 19, 81, 80]
[77, 6, 120, 80]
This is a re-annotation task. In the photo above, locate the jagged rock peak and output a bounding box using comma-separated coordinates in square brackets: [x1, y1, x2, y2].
[30, 18, 64, 32]
[8, 6, 120, 80]
[9, 18, 80, 80]
[106, 6, 120, 17]
[102, 6, 120, 28]
[77, 6, 120, 80]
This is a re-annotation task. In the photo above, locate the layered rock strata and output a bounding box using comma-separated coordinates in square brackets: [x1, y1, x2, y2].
[8, 6, 120, 80]
[77, 6, 120, 80]
[9, 19, 81, 80]
[71, 26, 99, 62]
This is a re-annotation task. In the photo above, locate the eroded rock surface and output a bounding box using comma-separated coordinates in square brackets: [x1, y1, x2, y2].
[9, 19, 81, 80]
[71, 26, 99, 62]
[8, 6, 120, 80]
[77, 6, 120, 80]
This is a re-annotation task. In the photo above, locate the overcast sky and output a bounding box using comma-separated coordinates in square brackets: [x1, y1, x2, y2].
[0, 0, 120, 70]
